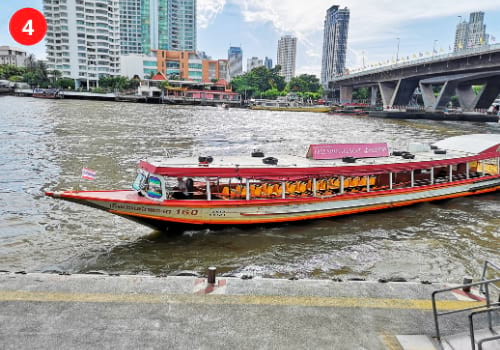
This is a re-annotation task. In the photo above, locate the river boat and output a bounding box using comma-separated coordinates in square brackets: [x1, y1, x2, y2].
[33, 88, 61, 99]
[330, 104, 380, 116]
[46, 134, 500, 231]
[250, 105, 331, 113]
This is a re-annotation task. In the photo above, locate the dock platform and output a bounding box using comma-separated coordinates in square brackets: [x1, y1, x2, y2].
[369, 110, 499, 122]
[0, 272, 495, 349]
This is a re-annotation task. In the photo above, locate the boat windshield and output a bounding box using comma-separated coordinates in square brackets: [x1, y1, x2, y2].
[132, 171, 148, 191]
[146, 176, 163, 199]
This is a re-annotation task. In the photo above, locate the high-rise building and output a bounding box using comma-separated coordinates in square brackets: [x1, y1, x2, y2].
[141, 0, 196, 55]
[168, 0, 197, 51]
[277, 35, 297, 82]
[141, 0, 167, 54]
[454, 21, 468, 51]
[454, 11, 489, 51]
[264, 56, 273, 70]
[228, 46, 243, 79]
[321, 5, 350, 85]
[119, 0, 142, 54]
[247, 57, 263, 72]
[43, 0, 121, 89]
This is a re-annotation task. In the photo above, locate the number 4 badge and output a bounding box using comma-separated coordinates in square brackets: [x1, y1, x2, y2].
[9, 8, 47, 46]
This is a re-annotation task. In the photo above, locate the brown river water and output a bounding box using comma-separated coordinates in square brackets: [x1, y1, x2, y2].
[0, 95, 499, 281]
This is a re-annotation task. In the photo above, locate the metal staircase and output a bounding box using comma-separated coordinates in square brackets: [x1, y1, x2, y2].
[432, 261, 500, 350]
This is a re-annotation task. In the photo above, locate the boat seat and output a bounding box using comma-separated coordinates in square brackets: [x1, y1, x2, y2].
[254, 186, 262, 197]
[295, 182, 307, 195]
[349, 177, 359, 187]
[333, 178, 340, 188]
[369, 176, 376, 186]
[327, 178, 338, 190]
[358, 177, 367, 187]
[230, 188, 240, 198]
[260, 184, 268, 197]
[272, 184, 281, 197]
[343, 178, 351, 188]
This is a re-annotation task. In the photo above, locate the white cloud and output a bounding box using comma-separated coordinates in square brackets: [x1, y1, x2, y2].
[197, 0, 227, 29]
[229, 0, 500, 73]
[234, 0, 500, 43]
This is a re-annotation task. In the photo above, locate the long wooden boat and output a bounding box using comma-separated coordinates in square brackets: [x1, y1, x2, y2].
[33, 88, 62, 99]
[46, 134, 500, 231]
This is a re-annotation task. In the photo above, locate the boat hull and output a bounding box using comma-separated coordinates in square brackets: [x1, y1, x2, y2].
[46, 176, 500, 231]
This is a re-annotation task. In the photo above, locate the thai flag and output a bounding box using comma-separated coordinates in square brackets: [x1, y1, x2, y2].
[81, 168, 96, 180]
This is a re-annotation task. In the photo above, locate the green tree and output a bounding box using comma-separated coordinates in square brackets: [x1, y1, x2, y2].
[50, 69, 62, 86]
[230, 65, 286, 98]
[98, 76, 130, 91]
[21, 59, 50, 87]
[56, 78, 75, 89]
[160, 80, 170, 91]
[23, 72, 38, 87]
[288, 74, 321, 93]
[8, 75, 24, 82]
[352, 87, 370, 100]
[0, 65, 26, 80]
[127, 78, 140, 90]
[24, 54, 36, 72]
[261, 88, 281, 99]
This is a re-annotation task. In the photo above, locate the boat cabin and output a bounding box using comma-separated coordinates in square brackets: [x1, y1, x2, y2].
[132, 135, 500, 202]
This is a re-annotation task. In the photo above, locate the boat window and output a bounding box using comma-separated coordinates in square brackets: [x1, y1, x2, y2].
[147, 176, 163, 199]
[132, 171, 148, 191]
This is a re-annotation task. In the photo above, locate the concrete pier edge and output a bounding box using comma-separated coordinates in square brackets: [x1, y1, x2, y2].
[0, 272, 490, 350]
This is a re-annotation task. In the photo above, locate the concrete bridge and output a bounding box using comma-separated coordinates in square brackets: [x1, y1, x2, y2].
[330, 44, 500, 112]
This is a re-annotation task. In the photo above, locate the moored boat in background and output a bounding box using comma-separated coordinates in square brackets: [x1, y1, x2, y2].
[330, 103, 381, 116]
[32, 88, 62, 99]
[46, 134, 500, 232]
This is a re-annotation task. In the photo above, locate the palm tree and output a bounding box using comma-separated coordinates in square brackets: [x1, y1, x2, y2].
[50, 69, 62, 85]
[24, 54, 36, 72]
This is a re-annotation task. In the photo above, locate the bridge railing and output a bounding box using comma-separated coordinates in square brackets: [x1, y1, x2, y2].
[334, 43, 500, 81]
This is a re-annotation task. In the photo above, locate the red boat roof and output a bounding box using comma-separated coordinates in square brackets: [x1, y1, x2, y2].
[139, 135, 500, 179]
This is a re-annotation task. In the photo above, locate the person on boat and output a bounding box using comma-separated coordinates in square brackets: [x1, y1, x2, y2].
[173, 177, 189, 199]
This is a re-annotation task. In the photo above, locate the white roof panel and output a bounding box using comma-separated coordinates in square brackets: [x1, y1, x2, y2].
[433, 134, 500, 154]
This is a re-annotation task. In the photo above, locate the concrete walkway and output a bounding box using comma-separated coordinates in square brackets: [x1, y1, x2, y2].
[0, 272, 486, 350]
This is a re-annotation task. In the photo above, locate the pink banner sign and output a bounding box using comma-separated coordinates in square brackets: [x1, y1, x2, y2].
[307, 143, 389, 160]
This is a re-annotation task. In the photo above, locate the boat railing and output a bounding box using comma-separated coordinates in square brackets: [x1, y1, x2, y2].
[431, 276, 500, 344]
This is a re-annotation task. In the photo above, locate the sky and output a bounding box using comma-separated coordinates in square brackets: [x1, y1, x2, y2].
[2, 1, 500, 77]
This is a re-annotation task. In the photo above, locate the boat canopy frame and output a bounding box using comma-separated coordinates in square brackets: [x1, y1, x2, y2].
[139, 151, 500, 180]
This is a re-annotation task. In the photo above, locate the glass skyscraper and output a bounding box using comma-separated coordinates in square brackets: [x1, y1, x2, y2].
[140, 0, 196, 55]
[228, 46, 243, 79]
[321, 5, 350, 86]
[168, 0, 196, 51]
[120, 0, 142, 54]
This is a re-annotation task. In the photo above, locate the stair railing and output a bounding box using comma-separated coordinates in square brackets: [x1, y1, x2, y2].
[432, 277, 500, 342]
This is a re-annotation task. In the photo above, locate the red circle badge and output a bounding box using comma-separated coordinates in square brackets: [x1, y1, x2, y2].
[9, 8, 47, 46]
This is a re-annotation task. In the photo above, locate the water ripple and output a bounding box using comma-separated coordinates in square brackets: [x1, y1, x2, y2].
[0, 96, 498, 281]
